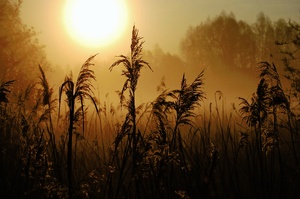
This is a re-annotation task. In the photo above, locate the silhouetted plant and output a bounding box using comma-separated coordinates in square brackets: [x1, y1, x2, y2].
[2, 12, 300, 199]
[152, 89, 173, 144]
[148, 71, 205, 197]
[168, 72, 205, 152]
[239, 61, 290, 198]
[58, 54, 99, 198]
[276, 19, 300, 175]
[152, 72, 205, 149]
[109, 25, 152, 199]
[20, 116, 49, 196]
[37, 65, 60, 179]
[0, 80, 15, 105]
[258, 62, 288, 150]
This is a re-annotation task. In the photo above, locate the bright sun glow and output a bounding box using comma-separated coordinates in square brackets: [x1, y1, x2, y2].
[64, 0, 128, 48]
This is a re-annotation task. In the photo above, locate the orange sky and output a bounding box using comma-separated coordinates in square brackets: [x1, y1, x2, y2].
[20, 0, 300, 67]
[15, 0, 300, 108]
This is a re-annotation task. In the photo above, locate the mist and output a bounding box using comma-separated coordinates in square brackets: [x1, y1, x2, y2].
[1, 0, 300, 198]
[17, 0, 300, 105]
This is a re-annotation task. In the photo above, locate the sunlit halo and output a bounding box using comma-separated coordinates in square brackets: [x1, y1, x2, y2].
[64, 0, 128, 48]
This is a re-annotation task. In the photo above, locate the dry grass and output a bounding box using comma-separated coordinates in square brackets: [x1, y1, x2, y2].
[1, 27, 300, 199]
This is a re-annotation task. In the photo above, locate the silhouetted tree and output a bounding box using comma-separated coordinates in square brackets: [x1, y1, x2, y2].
[276, 19, 300, 111]
[181, 12, 256, 71]
[180, 12, 295, 74]
[0, 0, 48, 90]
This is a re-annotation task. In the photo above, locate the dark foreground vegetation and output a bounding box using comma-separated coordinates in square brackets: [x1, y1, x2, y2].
[1, 1, 300, 199]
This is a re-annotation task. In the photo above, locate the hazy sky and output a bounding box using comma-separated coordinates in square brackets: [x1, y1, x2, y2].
[20, 0, 300, 66]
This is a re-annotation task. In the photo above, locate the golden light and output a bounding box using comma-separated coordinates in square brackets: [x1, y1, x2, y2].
[64, 0, 128, 48]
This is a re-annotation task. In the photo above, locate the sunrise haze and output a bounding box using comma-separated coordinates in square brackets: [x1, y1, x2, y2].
[20, 0, 300, 66]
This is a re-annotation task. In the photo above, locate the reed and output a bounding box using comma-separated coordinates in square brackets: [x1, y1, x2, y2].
[58, 54, 99, 198]
[1, 25, 300, 199]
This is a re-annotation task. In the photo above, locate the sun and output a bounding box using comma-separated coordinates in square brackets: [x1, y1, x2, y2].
[64, 0, 128, 48]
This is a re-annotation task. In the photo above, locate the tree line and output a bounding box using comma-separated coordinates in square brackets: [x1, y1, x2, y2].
[180, 12, 299, 74]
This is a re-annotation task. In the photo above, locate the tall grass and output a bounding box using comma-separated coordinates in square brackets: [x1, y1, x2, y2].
[58, 54, 99, 198]
[1, 27, 300, 199]
[107, 25, 152, 199]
